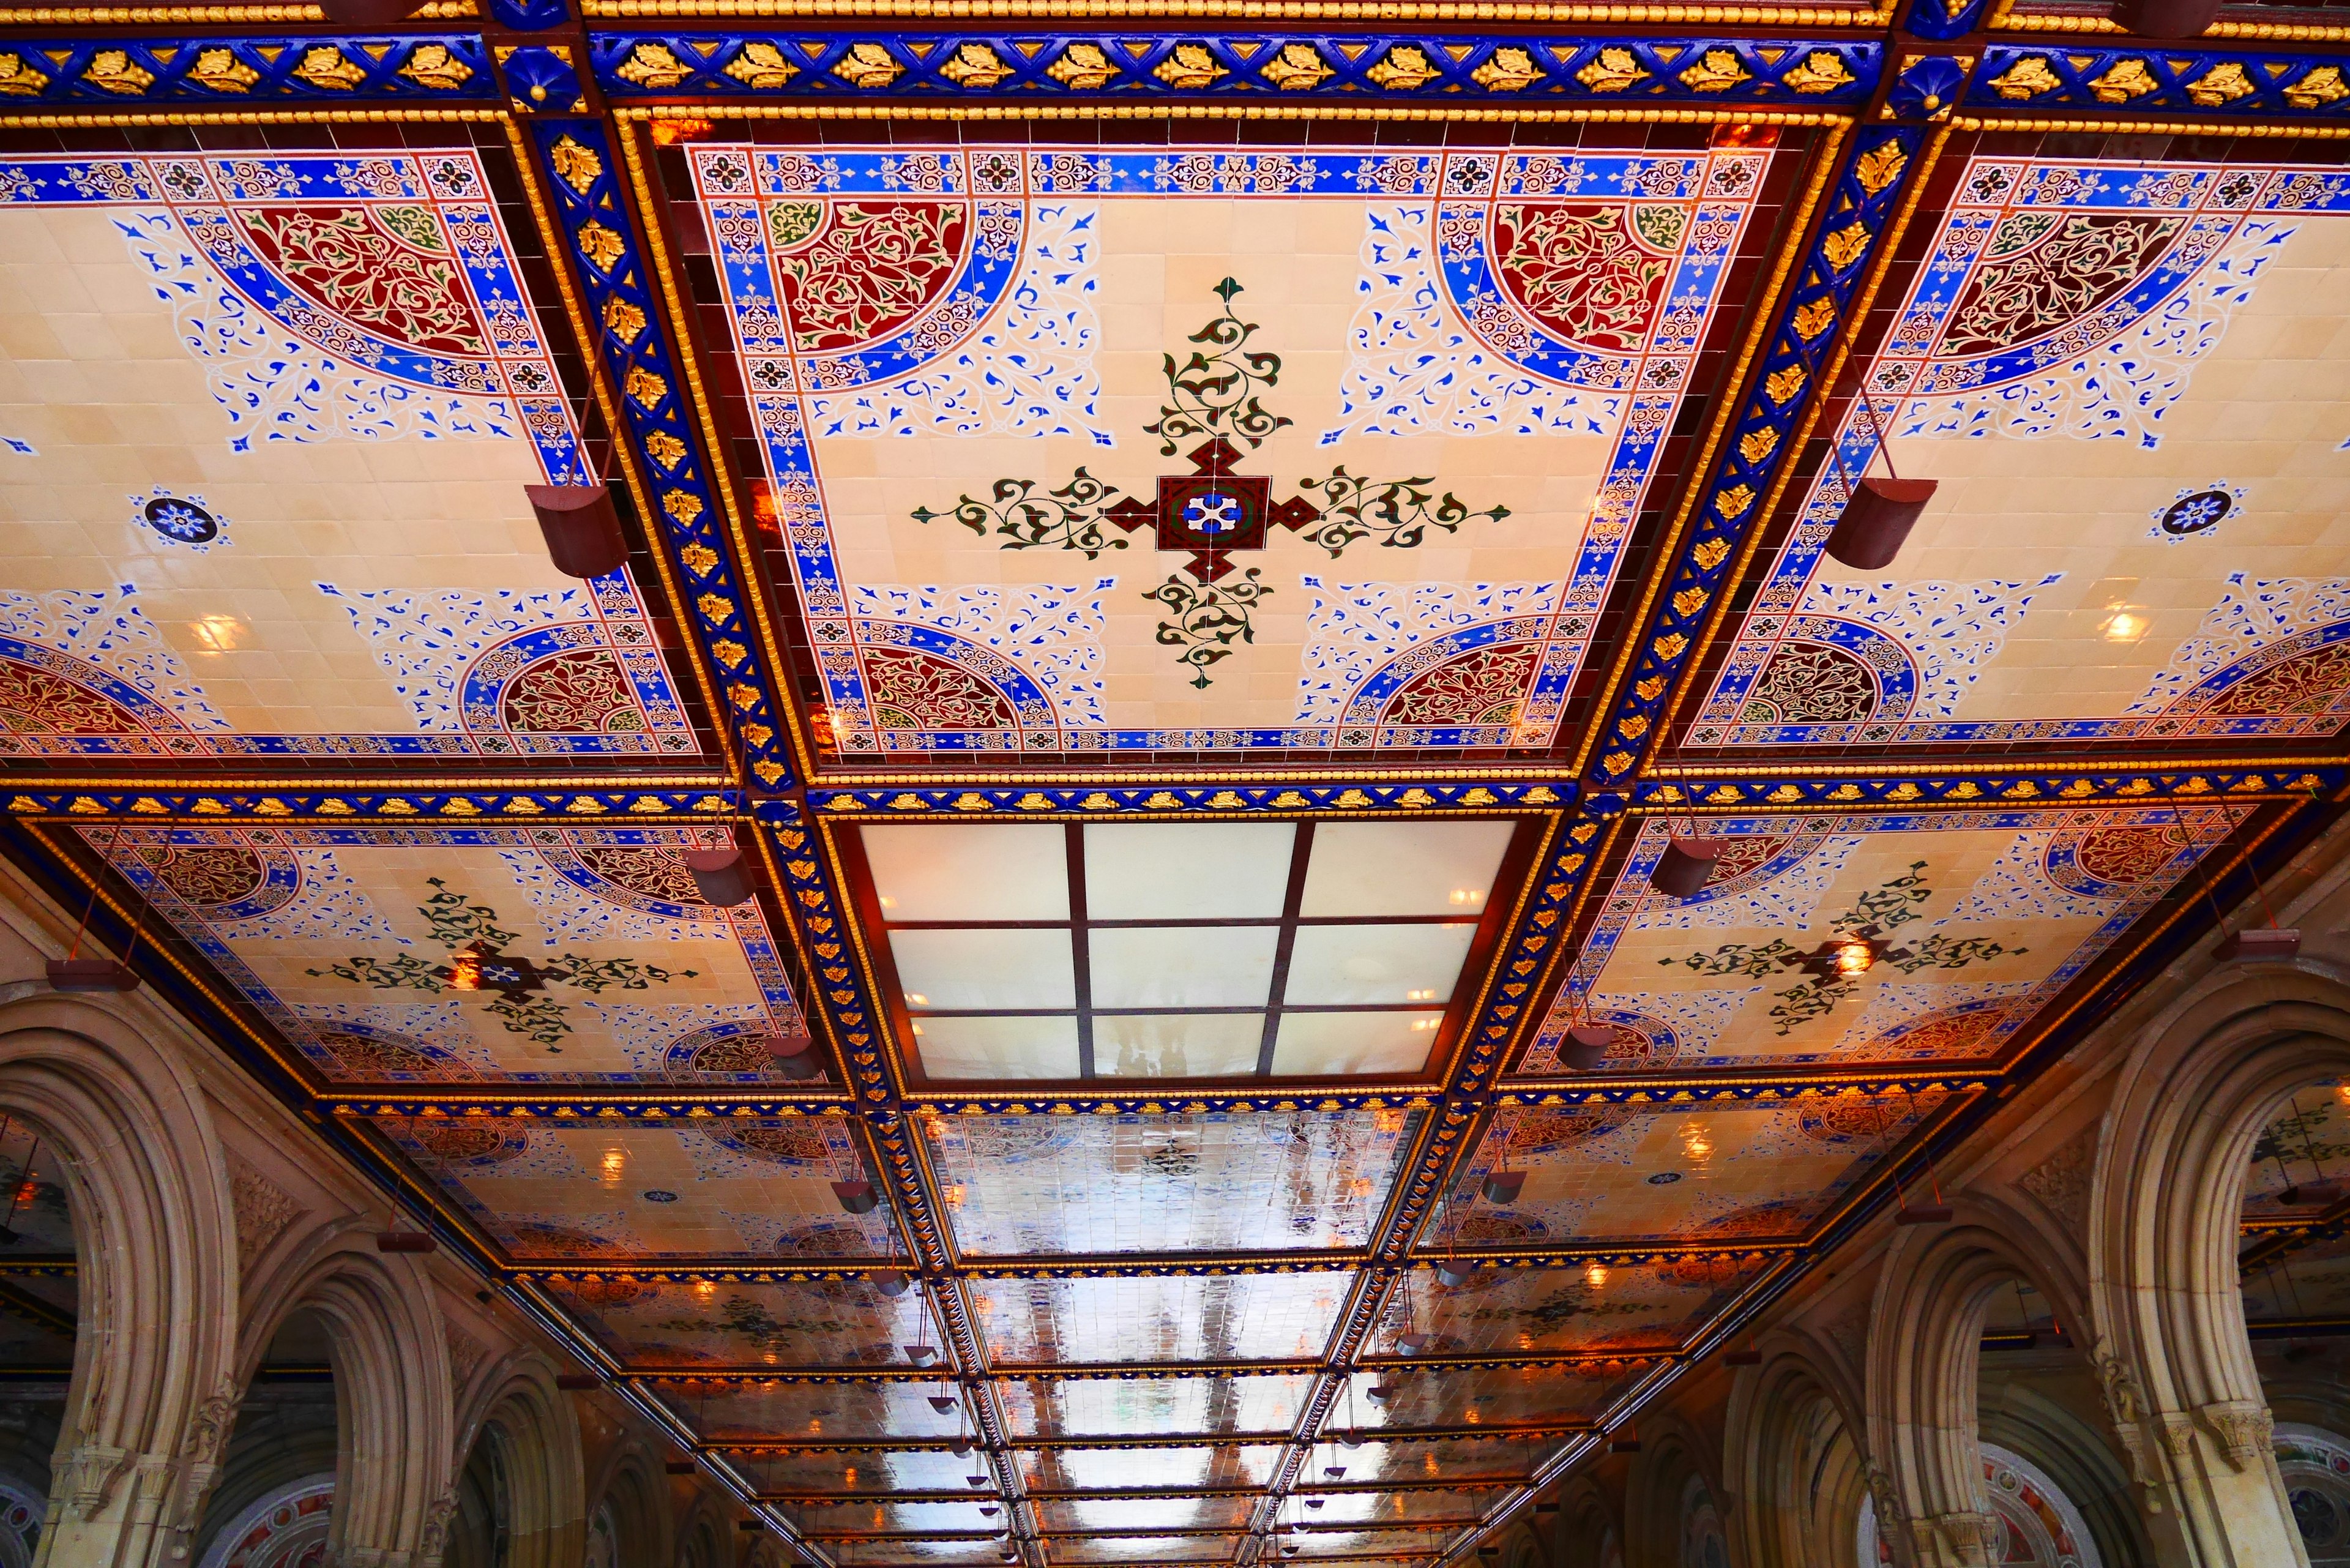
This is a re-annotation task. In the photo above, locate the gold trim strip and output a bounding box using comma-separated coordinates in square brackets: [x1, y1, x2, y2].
[0, 1, 469, 15]
[589, 0, 1888, 17]
[621, 103, 1845, 125]
[1953, 113, 2350, 137]
[0, 108, 505, 128]
[1644, 755, 2344, 780]
[1993, 10, 2350, 39]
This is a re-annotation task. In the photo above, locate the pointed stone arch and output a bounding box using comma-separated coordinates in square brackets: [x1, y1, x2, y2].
[450, 1354, 584, 1568]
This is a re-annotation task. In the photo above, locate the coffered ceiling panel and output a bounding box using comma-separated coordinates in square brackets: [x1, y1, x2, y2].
[651, 1379, 973, 1444]
[0, 146, 711, 762]
[1018, 1444, 1286, 1492]
[379, 1116, 892, 1263]
[1032, 1496, 1258, 1536]
[973, 1271, 1349, 1365]
[932, 1109, 1421, 1256]
[736, 1449, 983, 1495]
[1337, 1364, 1630, 1430]
[543, 1274, 934, 1368]
[679, 140, 1780, 763]
[79, 824, 805, 1088]
[1372, 1256, 1772, 1357]
[996, 1374, 1316, 1439]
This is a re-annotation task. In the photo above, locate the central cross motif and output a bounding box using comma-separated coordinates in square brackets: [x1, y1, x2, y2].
[909, 280, 1510, 687]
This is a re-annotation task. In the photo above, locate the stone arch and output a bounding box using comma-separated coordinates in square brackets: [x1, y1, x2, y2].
[584, 1442, 670, 1568]
[1621, 1411, 1726, 1568]
[2086, 965, 2350, 1564]
[449, 1354, 584, 1568]
[231, 1219, 454, 1568]
[0, 990, 240, 1568]
[1864, 1202, 2097, 1567]
[1972, 1384, 2142, 1568]
[1727, 1337, 1871, 1568]
[673, 1491, 731, 1568]
[1555, 1474, 1623, 1568]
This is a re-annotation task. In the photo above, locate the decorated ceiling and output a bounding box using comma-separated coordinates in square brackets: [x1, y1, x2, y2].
[0, 1, 2345, 1565]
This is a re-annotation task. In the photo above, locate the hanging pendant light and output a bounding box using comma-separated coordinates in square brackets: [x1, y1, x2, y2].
[1894, 1203, 1953, 1225]
[1724, 1348, 1762, 1367]
[980, 1506, 999, 1518]
[927, 1395, 958, 1414]
[1365, 1384, 1395, 1403]
[951, 1441, 972, 1458]
[45, 957, 140, 992]
[904, 1345, 938, 1365]
[2280, 1180, 2344, 1208]
[1304, 1498, 1324, 1510]
[1434, 1260, 1474, 1288]
[1559, 1024, 1614, 1072]
[1649, 837, 1721, 898]
[870, 1267, 910, 1297]
[768, 1031, 825, 1080]
[1607, 1428, 1641, 1454]
[373, 1229, 436, 1253]
[685, 848, 755, 907]
[555, 1373, 599, 1391]
[1824, 477, 1938, 570]
[2218, 927, 2302, 961]
[966, 1474, 989, 1488]
[1481, 1170, 1524, 1206]
[1397, 1332, 1431, 1355]
[527, 483, 630, 579]
[666, 1458, 697, 1476]
[833, 1180, 880, 1214]
[1323, 1466, 1345, 1479]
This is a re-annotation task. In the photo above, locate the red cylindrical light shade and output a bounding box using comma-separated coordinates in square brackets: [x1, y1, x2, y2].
[1724, 1348, 1763, 1367]
[374, 1231, 436, 1253]
[1825, 477, 1937, 571]
[1481, 1170, 1525, 1206]
[1895, 1204, 1954, 1226]
[1650, 837, 1723, 899]
[46, 958, 140, 993]
[2217, 927, 2301, 962]
[666, 1460, 697, 1476]
[767, 1031, 824, 1081]
[1560, 1025, 1614, 1072]
[555, 1373, 600, 1391]
[833, 1179, 879, 1214]
[2119, 0, 2220, 34]
[685, 848, 753, 907]
[528, 483, 630, 579]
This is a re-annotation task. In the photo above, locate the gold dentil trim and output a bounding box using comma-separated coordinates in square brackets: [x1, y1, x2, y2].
[1993, 10, 2350, 39]
[1953, 113, 2350, 138]
[1643, 755, 2344, 780]
[0, 108, 503, 128]
[0, 0, 469, 16]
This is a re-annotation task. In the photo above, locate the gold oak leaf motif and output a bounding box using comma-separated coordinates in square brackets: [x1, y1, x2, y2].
[1692, 536, 1729, 570]
[1739, 427, 1778, 465]
[1791, 296, 1836, 341]
[2087, 58, 2157, 103]
[938, 42, 1015, 88]
[1764, 365, 1805, 406]
[2182, 61, 2252, 106]
[1367, 44, 1440, 91]
[1576, 47, 1649, 92]
[576, 222, 627, 274]
[1854, 138, 1907, 193]
[1047, 43, 1117, 89]
[603, 297, 647, 343]
[646, 432, 688, 469]
[832, 42, 903, 89]
[397, 43, 472, 91]
[1152, 43, 1226, 89]
[293, 45, 368, 91]
[624, 365, 668, 408]
[1820, 220, 1870, 272]
[1470, 47, 1542, 91]
[663, 490, 704, 524]
[617, 41, 696, 89]
[188, 47, 259, 92]
[1716, 485, 1757, 521]
[0, 52, 49, 95]
[679, 543, 720, 576]
[84, 49, 157, 94]
[2283, 64, 2346, 108]
[1781, 50, 1854, 93]
[1988, 56, 2061, 99]
[551, 136, 602, 193]
[1678, 48, 1751, 92]
[1260, 42, 1334, 91]
[723, 41, 799, 89]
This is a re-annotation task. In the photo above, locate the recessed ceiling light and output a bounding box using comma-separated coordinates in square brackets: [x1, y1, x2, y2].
[2101, 608, 2147, 643]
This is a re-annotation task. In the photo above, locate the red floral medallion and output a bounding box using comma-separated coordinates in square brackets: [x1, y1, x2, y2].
[236, 206, 489, 357]
[1489, 203, 1675, 354]
[772, 201, 968, 353]
[502, 649, 644, 734]
[1385, 642, 1542, 728]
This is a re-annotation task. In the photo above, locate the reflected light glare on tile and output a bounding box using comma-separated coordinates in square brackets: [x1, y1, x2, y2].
[1085, 822, 1294, 918]
[185, 614, 245, 652]
[861, 824, 1069, 920]
[1300, 821, 1515, 917]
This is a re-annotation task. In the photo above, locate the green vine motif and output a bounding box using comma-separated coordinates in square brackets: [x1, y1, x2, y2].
[308, 952, 445, 993]
[911, 469, 1133, 559]
[1657, 860, 2018, 1037]
[486, 993, 572, 1047]
[419, 876, 516, 951]
[540, 954, 689, 993]
[1143, 278, 1292, 457]
[1290, 468, 1512, 557]
[1146, 569, 1270, 690]
[304, 881, 695, 1050]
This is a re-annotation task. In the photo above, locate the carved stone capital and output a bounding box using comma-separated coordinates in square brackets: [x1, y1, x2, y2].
[2160, 1411, 2200, 1465]
[56, 1443, 132, 1521]
[2196, 1400, 2274, 1473]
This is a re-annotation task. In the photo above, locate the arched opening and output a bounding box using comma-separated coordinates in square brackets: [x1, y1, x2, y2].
[447, 1424, 515, 1568]
[1858, 1443, 2102, 1567]
[187, 1312, 338, 1568]
[0, 1113, 71, 1567]
[1726, 1347, 1868, 1568]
